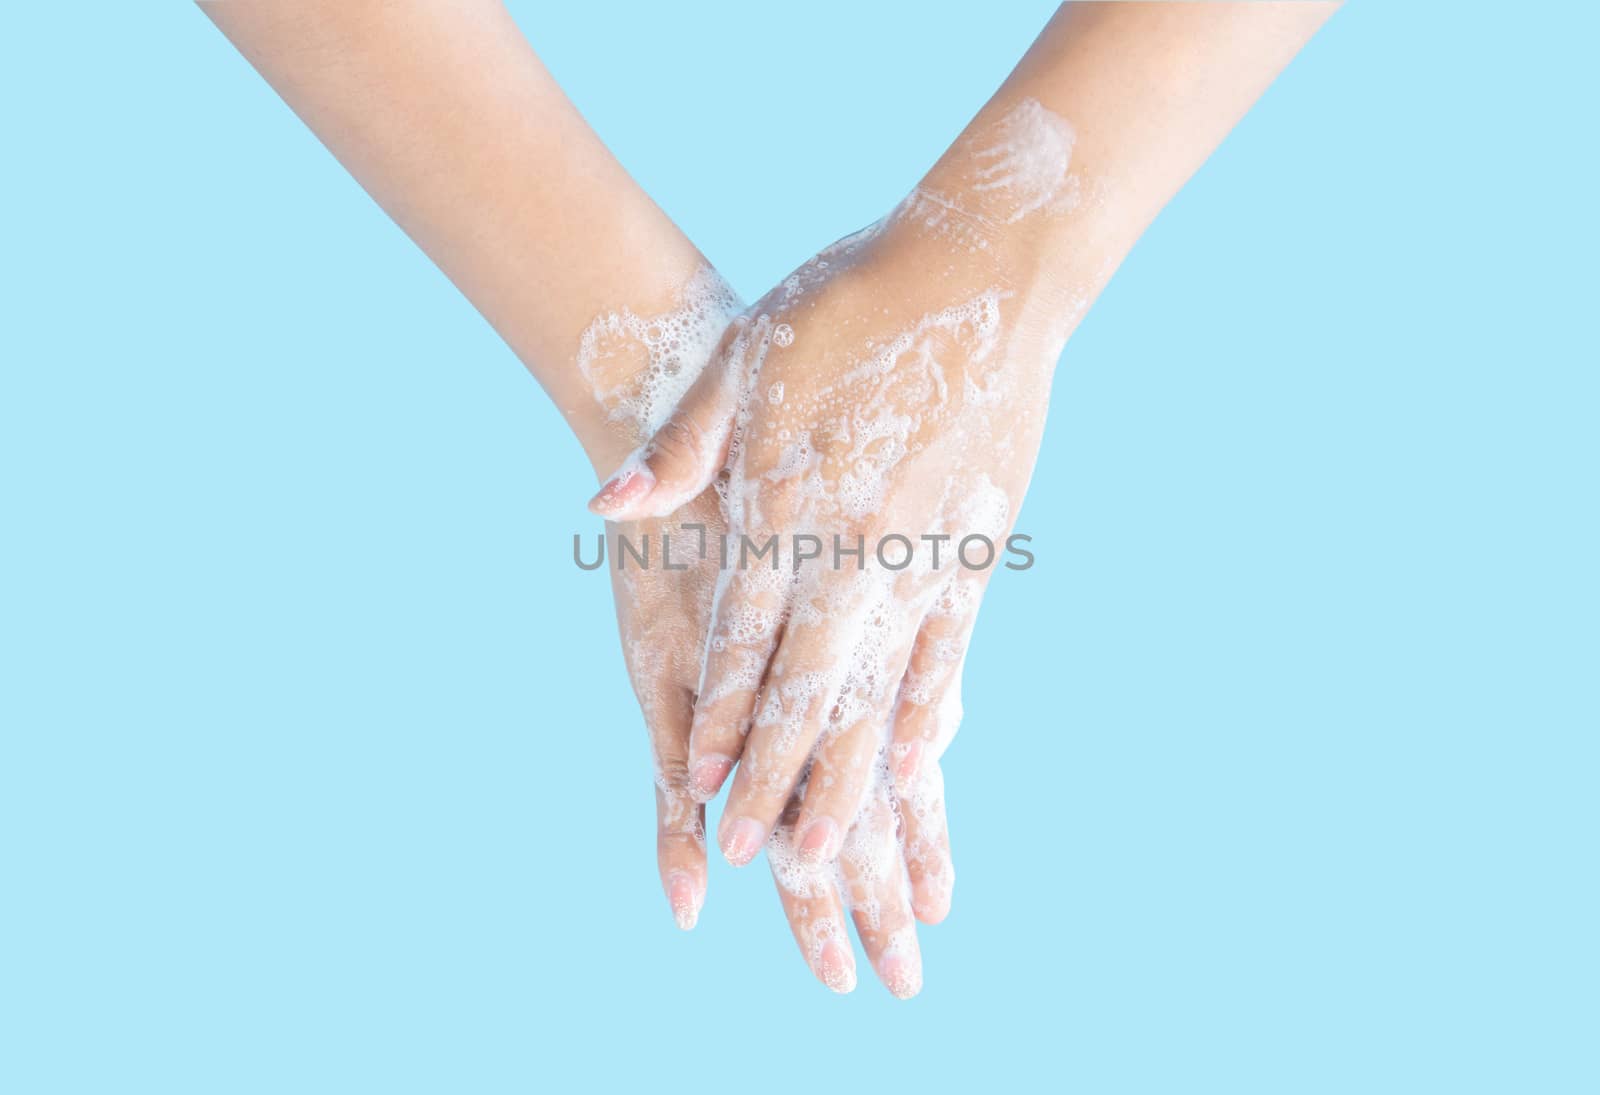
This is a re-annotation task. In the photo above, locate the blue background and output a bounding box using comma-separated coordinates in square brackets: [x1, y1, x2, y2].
[3, 2, 1595, 1091]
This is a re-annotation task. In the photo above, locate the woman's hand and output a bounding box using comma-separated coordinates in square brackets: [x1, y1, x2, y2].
[608, 497, 947, 997]
[585, 273, 948, 996]
[588, 95, 1099, 937]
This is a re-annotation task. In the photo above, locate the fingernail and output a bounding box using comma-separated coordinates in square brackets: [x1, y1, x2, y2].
[895, 740, 924, 790]
[796, 818, 838, 864]
[588, 458, 654, 516]
[666, 871, 699, 931]
[818, 940, 856, 994]
[690, 755, 733, 800]
[719, 816, 765, 867]
[877, 950, 923, 999]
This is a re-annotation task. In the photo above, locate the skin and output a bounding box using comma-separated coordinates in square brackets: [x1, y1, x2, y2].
[591, 0, 1342, 982]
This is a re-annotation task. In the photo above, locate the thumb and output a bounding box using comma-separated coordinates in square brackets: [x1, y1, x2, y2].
[588, 315, 765, 520]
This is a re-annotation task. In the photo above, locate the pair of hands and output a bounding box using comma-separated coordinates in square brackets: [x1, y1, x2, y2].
[203, 0, 1338, 1001]
[587, 103, 1092, 995]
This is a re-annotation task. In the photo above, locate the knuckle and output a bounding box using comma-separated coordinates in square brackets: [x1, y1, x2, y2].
[651, 415, 705, 472]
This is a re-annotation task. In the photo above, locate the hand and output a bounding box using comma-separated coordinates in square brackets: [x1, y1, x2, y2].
[586, 273, 947, 996]
[589, 96, 1099, 931]
[608, 500, 947, 997]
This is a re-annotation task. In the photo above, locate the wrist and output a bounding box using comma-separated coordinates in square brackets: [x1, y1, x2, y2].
[565, 262, 743, 480]
[870, 182, 1108, 372]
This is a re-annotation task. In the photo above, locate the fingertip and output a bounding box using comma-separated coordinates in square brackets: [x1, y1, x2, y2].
[589, 456, 655, 517]
[912, 889, 952, 926]
[817, 939, 857, 994]
[718, 815, 766, 867]
[665, 870, 702, 931]
[875, 946, 924, 1000]
[688, 754, 733, 801]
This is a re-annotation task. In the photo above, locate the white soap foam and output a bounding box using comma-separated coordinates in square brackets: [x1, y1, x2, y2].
[970, 97, 1079, 224]
[577, 265, 742, 437]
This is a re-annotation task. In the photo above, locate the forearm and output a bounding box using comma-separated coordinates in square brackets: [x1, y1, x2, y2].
[199, 0, 724, 472]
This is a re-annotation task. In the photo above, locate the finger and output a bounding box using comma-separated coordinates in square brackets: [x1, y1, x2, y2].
[686, 563, 791, 802]
[890, 577, 982, 794]
[768, 812, 857, 993]
[715, 590, 870, 867]
[788, 718, 880, 867]
[588, 315, 774, 521]
[898, 758, 954, 925]
[840, 777, 923, 998]
[790, 632, 918, 866]
[646, 683, 707, 930]
[657, 786, 707, 930]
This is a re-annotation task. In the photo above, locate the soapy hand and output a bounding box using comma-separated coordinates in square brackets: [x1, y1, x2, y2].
[591, 98, 1100, 986]
[614, 492, 972, 996]
[607, 498, 951, 997]
[585, 271, 953, 996]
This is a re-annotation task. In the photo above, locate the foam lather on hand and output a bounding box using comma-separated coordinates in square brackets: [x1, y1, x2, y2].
[577, 265, 742, 439]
